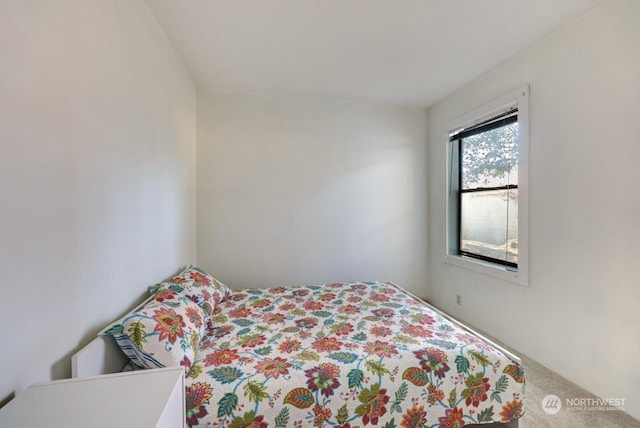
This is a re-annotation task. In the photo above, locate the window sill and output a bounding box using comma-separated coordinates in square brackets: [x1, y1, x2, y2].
[443, 254, 528, 286]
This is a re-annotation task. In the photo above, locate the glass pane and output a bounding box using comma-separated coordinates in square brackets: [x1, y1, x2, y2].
[461, 122, 518, 189]
[460, 189, 518, 265]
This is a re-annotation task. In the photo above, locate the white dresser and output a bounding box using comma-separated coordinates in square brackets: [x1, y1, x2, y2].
[0, 367, 185, 428]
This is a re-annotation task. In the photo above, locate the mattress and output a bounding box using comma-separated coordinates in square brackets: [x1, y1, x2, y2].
[183, 281, 525, 427]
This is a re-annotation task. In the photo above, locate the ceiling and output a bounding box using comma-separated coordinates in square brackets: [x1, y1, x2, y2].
[145, 0, 605, 107]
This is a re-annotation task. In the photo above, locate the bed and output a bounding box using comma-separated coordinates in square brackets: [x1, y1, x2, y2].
[72, 267, 524, 428]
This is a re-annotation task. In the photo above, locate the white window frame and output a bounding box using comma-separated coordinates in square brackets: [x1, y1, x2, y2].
[444, 86, 529, 286]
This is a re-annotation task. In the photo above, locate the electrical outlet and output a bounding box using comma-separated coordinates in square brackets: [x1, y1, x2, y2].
[456, 295, 462, 305]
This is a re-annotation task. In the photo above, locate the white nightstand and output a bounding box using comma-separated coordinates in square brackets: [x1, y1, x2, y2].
[0, 366, 185, 428]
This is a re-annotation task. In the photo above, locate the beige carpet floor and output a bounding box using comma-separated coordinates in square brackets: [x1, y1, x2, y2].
[513, 352, 639, 427]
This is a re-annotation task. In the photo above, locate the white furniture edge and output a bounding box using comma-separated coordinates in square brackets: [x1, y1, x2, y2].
[2, 367, 185, 428]
[71, 292, 158, 378]
[72, 334, 129, 378]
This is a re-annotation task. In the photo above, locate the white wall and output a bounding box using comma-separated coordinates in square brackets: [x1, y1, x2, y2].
[197, 92, 428, 295]
[427, 0, 640, 420]
[0, 0, 196, 404]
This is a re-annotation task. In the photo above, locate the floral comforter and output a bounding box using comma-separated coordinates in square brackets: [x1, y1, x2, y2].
[183, 281, 524, 427]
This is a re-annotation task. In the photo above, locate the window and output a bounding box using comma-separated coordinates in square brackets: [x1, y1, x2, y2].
[445, 87, 528, 285]
[457, 111, 518, 267]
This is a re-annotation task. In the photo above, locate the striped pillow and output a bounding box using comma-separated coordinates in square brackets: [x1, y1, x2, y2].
[102, 293, 204, 370]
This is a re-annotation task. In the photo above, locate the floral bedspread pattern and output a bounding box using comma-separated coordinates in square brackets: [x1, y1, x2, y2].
[183, 281, 525, 428]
